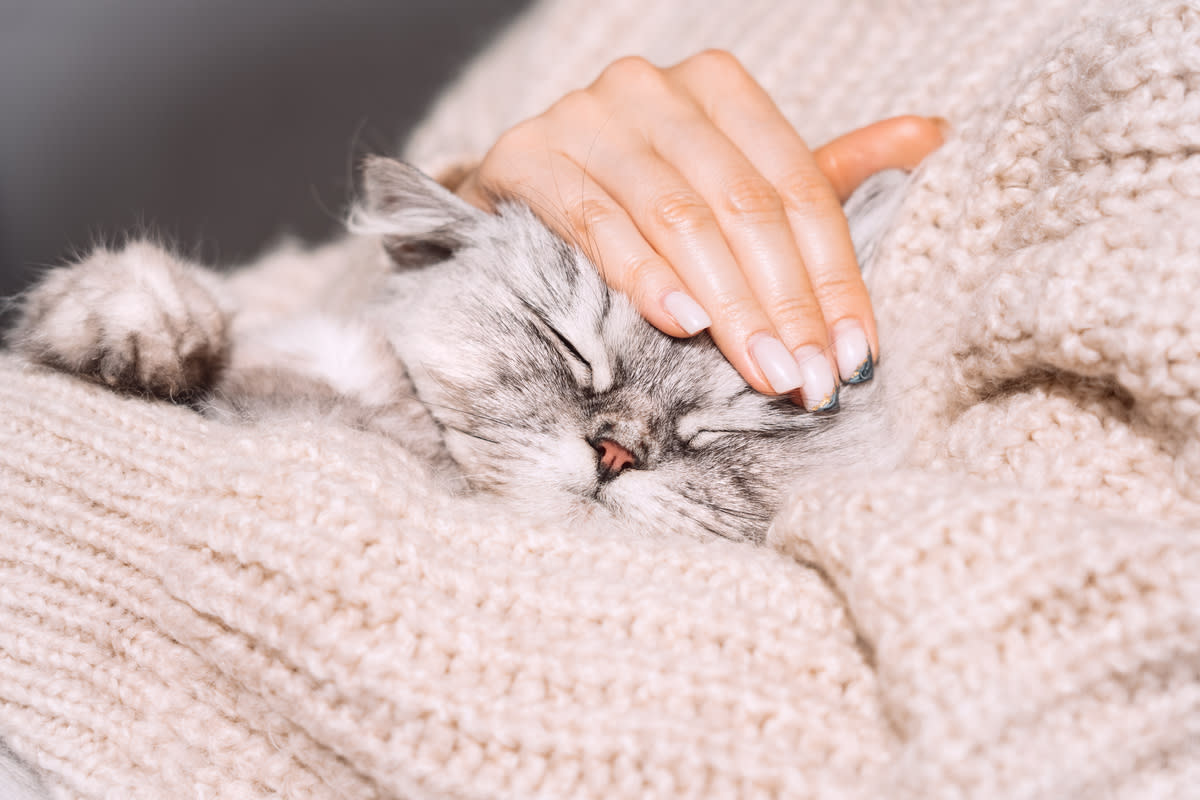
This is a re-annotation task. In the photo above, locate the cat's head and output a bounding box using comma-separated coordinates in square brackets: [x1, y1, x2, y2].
[352, 158, 885, 544]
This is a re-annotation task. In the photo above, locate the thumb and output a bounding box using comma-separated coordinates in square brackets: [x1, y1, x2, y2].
[814, 115, 948, 202]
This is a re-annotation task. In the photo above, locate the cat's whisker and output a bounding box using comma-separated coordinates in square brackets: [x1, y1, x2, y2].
[415, 369, 522, 428]
[648, 492, 738, 541]
[442, 471, 493, 486]
[420, 397, 515, 428]
[697, 502, 769, 523]
[675, 508, 737, 542]
[441, 425, 501, 445]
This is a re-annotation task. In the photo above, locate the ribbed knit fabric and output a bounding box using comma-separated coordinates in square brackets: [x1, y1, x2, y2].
[3, 0, 1200, 797]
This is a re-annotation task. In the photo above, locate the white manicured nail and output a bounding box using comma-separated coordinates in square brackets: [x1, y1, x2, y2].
[750, 335, 804, 394]
[833, 319, 873, 384]
[662, 291, 711, 335]
[793, 345, 839, 411]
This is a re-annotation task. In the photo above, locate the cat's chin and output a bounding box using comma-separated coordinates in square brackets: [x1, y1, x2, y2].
[476, 487, 645, 541]
[443, 448, 768, 543]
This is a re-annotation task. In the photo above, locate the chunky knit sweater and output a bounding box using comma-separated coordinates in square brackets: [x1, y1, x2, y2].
[2, 0, 1199, 797]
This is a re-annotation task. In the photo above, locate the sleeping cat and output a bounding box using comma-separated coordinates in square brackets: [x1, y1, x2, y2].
[2, 161, 907, 799]
[9, 159, 907, 544]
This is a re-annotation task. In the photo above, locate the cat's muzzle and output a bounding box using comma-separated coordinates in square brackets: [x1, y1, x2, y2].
[590, 436, 639, 482]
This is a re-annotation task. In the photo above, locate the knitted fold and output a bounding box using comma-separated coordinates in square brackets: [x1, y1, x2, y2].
[771, 470, 1200, 798]
[0, 360, 883, 798]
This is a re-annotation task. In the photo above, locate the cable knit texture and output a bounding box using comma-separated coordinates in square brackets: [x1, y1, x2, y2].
[3, 0, 1199, 797]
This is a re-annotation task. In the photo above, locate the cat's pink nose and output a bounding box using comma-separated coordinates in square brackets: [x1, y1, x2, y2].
[592, 437, 637, 478]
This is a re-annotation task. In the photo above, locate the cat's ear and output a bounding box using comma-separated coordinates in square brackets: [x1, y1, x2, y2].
[353, 157, 487, 268]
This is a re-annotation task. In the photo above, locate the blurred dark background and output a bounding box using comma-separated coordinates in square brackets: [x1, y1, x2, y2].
[0, 0, 530, 324]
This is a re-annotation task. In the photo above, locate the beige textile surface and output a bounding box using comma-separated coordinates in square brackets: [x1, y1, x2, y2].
[2, 0, 1200, 797]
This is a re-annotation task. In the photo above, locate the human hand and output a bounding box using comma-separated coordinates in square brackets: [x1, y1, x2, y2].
[455, 50, 945, 410]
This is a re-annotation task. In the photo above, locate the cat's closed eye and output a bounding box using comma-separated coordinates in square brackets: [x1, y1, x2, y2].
[681, 431, 724, 450]
[544, 321, 590, 371]
[685, 429, 746, 449]
[676, 410, 746, 449]
[518, 300, 594, 382]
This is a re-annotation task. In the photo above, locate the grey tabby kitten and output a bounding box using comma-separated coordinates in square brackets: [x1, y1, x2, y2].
[11, 160, 907, 544]
[2, 162, 907, 799]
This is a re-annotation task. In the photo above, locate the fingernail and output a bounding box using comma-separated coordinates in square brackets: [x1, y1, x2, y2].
[833, 319, 874, 384]
[750, 334, 804, 394]
[929, 116, 952, 137]
[793, 345, 839, 411]
[662, 291, 712, 335]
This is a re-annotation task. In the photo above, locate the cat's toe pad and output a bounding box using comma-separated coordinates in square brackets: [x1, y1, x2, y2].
[12, 241, 230, 398]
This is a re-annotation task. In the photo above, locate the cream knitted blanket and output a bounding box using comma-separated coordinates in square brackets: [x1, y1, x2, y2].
[2, 0, 1199, 797]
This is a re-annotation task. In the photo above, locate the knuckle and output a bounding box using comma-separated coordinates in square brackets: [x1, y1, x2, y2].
[598, 55, 667, 94]
[719, 175, 784, 220]
[648, 189, 715, 236]
[766, 295, 825, 329]
[777, 171, 839, 217]
[478, 122, 546, 188]
[688, 48, 745, 76]
[563, 194, 618, 233]
[682, 49, 754, 94]
[813, 272, 866, 303]
[615, 252, 669, 294]
[711, 294, 765, 328]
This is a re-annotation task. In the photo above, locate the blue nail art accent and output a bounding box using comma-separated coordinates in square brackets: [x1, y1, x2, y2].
[814, 386, 840, 412]
[845, 350, 874, 385]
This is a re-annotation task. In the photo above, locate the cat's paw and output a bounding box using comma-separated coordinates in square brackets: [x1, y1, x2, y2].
[10, 241, 231, 398]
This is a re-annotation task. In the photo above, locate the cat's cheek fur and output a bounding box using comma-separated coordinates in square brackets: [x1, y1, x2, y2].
[446, 429, 594, 495]
[600, 472, 751, 543]
[446, 432, 624, 530]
